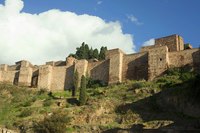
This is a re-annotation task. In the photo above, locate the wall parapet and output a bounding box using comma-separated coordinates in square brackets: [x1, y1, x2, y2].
[0, 34, 199, 91]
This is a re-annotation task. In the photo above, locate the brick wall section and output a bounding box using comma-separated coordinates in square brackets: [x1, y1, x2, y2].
[51, 66, 74, 91]
[140, 45, 156, 52]
[8, 65, 20, 71]
[88, 60, 109, 83]
[148, 46, 169, 80]
[106, 49, 124, 84]
[38, 65, 53, 91]
[0, 71, 18, 84]
[74, 60, 88, 87]
[18, 67, 33, 86]
[0, 64, 8, 71]
[168, 48, 200, 70]
[122, 52, 148, 81]
[155, 34, 184, 52]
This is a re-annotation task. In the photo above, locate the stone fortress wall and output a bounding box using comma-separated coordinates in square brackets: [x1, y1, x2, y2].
[0, 34, 199, 91]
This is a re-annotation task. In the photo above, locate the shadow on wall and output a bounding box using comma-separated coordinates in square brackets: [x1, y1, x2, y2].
[13, 71, 19, 85]
[31, 70, 39, 88]
[64, 65, 74, 90]
[192, 49, 200, 73]
[126, 54, 148, 81]
[90, 60, 109, 84]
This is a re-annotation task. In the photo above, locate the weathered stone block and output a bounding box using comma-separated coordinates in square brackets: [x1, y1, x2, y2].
[0, 64, 8, 71]
[106, 49, 124, 84]
[155, 34, 184, 52]
[66, 56, 76, 66]
[16, 60, 32, 68]
[148, 46, 169, 80]
[38, 65, 53, 91]
[74, 59, 88, 87]
[18, 67, 33, 86]
[46, 61, 55, 66]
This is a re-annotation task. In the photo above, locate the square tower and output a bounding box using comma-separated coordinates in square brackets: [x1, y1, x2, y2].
[155, 34, 184, 52]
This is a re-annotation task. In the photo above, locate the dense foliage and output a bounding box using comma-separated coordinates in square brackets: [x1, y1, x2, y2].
[69, 42, 107, 60]
[33, 112, 71, 133]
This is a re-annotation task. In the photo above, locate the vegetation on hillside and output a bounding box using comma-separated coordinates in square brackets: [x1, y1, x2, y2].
[0, 67, 200, 132]
[68, 42, 107, 60]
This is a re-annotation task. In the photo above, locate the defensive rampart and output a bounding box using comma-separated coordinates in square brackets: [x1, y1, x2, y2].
[0, 34, 199, 91]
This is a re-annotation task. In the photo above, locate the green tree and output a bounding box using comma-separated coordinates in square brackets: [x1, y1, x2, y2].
[76, 42, 85, 59]
[72, 69, 79, 97]
[68, 42, 107, 60]
[79, 75, 87, 105]
[88, 47, 94, 59]
[93, 48, 99, 59]
[84, 44, 90, 59]
[99, 46, 107, 60]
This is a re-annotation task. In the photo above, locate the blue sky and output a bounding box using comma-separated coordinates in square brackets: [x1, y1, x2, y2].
[19, 0, 200, 50]
[0, 0, 199, 64]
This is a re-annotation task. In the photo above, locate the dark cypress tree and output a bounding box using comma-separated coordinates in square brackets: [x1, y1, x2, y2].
[76, 42, 85, 59]
[79, 75, 87, 106]
[84, 44, 90, 59]
[72, 69, 79, 97]
[89, 47, 94, 59]
[93, 49, 99, 59]
[99, 46, 107, 60]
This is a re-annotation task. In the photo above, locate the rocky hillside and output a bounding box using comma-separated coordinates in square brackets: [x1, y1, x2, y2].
[0, 68, 200, 133]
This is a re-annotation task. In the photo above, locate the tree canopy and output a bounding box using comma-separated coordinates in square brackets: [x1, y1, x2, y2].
[69, 42, 107, 60]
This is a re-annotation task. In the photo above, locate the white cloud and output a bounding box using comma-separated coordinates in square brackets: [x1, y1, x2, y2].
[0, 0, 135, 65]
[97, 1, 102, 5]
[142, 38, 155, 46]
[127, 15, 143, 25]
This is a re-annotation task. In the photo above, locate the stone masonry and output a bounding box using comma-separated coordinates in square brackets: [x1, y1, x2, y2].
[0, 34, 199, 91]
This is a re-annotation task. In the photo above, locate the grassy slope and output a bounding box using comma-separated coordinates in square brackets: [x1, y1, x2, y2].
[0, 71, 200, 132]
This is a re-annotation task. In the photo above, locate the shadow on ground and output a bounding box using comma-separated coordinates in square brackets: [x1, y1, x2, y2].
[103, 75, 200, 133]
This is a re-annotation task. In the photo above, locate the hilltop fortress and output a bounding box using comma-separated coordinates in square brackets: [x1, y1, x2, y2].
[0, 34, 199, 91]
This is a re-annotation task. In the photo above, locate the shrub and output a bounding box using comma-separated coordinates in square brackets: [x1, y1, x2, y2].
[132, 81, 155, 89]
[21, 100, 32, 107]
[87, 78, 106, 88]
[166, 68, 181, 76]
[33, 111, 71, 133]
[18, 108, 33, 117]
[43, 98, 53, 107]
[180, 72, 195, 82]
[38, 88, 47, 95]
[156, 75, 181, 88]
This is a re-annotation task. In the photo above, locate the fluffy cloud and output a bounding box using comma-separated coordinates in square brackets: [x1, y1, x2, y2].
[0, 0, 135, 65]
[97, 1, 103, 5]
[127, 15, 143, 26]
[142, 38, 155, 46]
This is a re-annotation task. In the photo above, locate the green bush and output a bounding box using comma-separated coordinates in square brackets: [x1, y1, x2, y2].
[87, 78, 106, 88]
[132, 81, 155, 89]
[180, 72, 195, 82]
[33, 111, 71, 133]
[166, 68, 181, 76]
[18, 108, 33, 117]
[38, 88, 47, 95]
[43, 98, 53, 107]
[156, 74, 183, 88]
